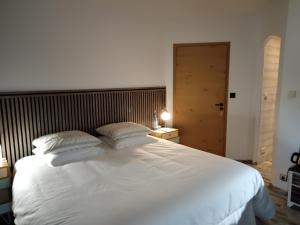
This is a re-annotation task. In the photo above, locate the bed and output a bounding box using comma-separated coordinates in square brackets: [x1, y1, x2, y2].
[12, 137, 275, 225]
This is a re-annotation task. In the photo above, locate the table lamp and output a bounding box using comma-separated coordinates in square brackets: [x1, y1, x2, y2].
[161, 110, 171, 128]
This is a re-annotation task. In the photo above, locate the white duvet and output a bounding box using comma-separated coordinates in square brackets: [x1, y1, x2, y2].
[13, 138, 275, 225]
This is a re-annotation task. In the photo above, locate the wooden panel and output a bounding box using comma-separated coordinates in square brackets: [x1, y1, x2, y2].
[0, 87, 166, 167]
[173, 43, 230, 156]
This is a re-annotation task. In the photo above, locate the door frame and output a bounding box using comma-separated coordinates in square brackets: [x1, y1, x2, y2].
[253, 36, 281, 164]
[173, 42, 230, 156]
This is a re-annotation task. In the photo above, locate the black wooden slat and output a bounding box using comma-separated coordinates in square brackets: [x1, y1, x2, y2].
[57, 96, 62, 131]
[108, 93, 112, 123]
[1, 100, 11, 164]
[73, 95, 79, 130]
[27, 97, 34, 155]
[49, 96, 54, 134]
[19, 98, 27, 158]
[0, 99, 6, 159]
[138, 92, 142, 124]
[129, 92, 133, 122]
[104, 93, 109, 123]
[61, 96, 66, 131]
[78, 94, 83, 130]
[120, 92, 124, 122]
[124, 92, 129, 122]
[52, 96, 56, 132]
[15, 98, 23, 159]
[82, 95, 86, 130]
[45, 96, 52, 134]
[38, 97, 45, 137]
[43, 96, 49, 135]
[68, 95, 72, 130]
[104, 92, 109, 124]
[92, 94, 97, 131]
[100, 93, 105, 125]
[86, 94, 91, 132]
[94, 94, 99, 127]
[90, 94, 94, 132]
[64, 95, 69, 130]
[31, 97, 37, 139]
[134, 92, 138, 123]
[35, 97, 42, 138]
[6, 99, 15, 165]
[112, 93, 117, 122]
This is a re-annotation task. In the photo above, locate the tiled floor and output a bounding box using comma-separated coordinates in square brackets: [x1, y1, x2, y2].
[254, 161, 300, 225]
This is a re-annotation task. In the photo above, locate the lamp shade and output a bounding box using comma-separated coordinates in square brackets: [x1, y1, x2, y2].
[161, 111, 171, 121]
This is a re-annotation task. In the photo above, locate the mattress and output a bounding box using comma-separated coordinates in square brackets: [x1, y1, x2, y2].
[12, 138, 275, 225]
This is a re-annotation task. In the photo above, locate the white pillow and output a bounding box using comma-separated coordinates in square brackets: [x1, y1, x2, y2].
[96, 122, 151, 140]
[32, 130, 101, 154]
[32, 142, 101, 155]
[100, 135, 156, 149]
[32, 134, 62, 154]
[45, 146, 104, 167]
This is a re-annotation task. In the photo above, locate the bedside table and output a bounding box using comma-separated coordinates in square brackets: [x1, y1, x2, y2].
[150, 128, 180, 143]
[0, 159, 12, 217]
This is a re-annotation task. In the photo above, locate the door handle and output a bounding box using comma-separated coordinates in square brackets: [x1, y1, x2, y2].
[215, 103, 224, 107]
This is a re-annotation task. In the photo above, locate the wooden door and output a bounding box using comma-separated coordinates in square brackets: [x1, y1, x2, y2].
[173, 43, 230, 156]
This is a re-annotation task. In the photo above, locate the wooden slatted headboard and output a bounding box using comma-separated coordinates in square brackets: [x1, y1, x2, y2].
[0, 87, 166, 167]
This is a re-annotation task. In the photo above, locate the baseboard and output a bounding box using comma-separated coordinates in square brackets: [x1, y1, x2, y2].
[268, 183, 288, 196]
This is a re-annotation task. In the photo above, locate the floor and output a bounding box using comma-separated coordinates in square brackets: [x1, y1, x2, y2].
[1, 161, 299, 225]
[254, 161, 300, 225]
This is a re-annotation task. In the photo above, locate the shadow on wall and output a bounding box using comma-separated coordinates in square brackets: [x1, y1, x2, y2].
[226, 113, 255, 161]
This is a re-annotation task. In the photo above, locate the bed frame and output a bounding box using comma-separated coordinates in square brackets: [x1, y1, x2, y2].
[0, 87, 166, 167]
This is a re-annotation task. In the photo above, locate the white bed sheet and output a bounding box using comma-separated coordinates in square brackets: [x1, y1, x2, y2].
[12, 138, 275, 225]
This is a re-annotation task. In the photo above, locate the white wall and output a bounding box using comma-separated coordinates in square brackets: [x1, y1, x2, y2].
[0, 1, 167, 90]
[272, 0, 300, 190]
[0, 0, 288, 160]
